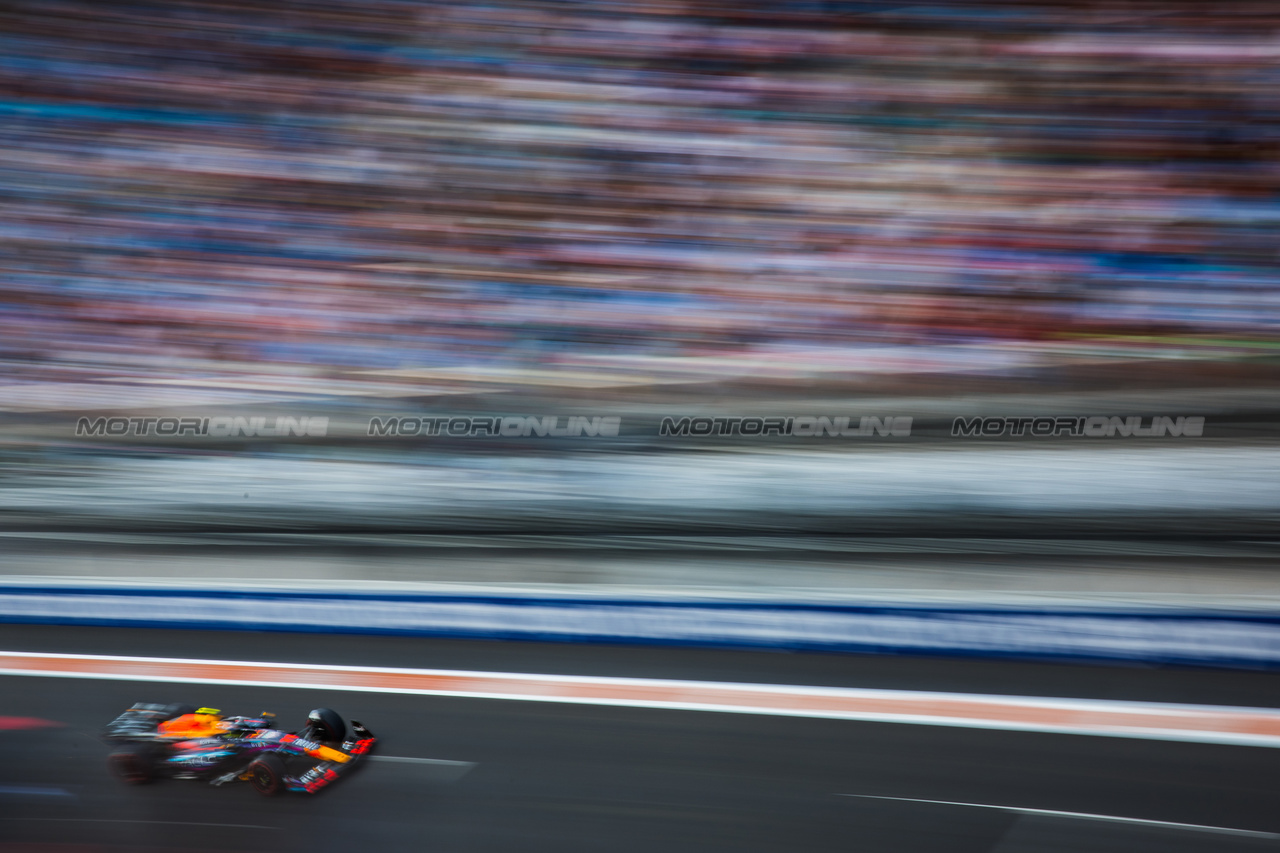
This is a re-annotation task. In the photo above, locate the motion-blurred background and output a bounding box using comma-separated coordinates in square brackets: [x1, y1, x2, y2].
[2, 0, 1278, 392]
[1, 0, 1279, 538]
[3, 3, 1280, 851]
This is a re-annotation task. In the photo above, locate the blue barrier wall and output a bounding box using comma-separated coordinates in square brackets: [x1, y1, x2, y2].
[2, 585, 1278, 669]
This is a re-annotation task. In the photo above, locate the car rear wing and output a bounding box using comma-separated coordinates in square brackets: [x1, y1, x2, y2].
[102, 702, 178, 741]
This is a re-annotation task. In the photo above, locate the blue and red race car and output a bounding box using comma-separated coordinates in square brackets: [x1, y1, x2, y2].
[103, 703, 375, 795]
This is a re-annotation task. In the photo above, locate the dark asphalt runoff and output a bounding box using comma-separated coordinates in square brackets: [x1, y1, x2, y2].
[1, 624, 1278, 853]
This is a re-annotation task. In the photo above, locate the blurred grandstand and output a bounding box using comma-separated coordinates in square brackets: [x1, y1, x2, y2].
[0, 0, 1277, 410]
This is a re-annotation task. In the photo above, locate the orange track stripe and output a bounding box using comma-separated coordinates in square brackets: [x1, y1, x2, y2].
[1, 651, 1278, 746]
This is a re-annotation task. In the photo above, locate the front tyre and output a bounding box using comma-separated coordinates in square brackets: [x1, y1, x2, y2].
[304, 708, 345, 743]
[247, 753, 286, 796]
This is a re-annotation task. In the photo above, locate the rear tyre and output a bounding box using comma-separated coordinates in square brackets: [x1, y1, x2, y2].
[305, 708, 345, 743]
[109, 743, 160, 784]
[248, 753, 286, 796]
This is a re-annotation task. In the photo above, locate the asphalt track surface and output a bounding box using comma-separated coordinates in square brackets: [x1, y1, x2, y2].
[2, 625, 1279, 853]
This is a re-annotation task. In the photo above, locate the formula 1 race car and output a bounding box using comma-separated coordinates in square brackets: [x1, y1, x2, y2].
[103, 703, 375, 795]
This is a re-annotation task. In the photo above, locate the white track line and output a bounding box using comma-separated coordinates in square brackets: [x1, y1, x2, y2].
[840, 795, 1280, 839]
[3, 650, 1280, 747]
[370, 755, 477, 781]
[372, 756, 475, 767]
[0, 818, 275, 830]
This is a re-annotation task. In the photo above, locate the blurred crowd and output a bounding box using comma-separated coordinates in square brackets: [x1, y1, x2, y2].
[1, 0, 1278, 383]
